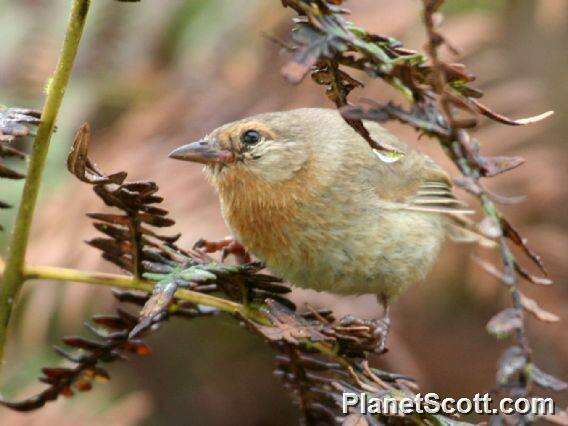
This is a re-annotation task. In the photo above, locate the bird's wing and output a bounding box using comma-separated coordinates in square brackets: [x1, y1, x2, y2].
[378, 158, 497, 246]
[377, 151, 474, 217]
[363, 121, 473, 217]
[364, 123, 494, 246]
[402, 176, 474, 217]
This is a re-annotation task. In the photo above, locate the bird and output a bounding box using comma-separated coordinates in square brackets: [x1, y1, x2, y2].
[169, 108, 490, 335]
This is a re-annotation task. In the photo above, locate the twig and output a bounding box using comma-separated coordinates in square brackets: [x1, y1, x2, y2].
[421, 0, 533, 401]
[0, 0, 93, 370]
[0, 261, 346, 363]
[20, 264, 263, 323]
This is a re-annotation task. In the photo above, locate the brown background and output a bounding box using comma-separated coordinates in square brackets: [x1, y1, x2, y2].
[0, 1, 566, 424]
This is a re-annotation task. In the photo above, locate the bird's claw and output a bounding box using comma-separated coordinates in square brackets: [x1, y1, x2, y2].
[193, 236, 251, 264]
[338, 315, 390, 354]
[192, 236, 232, 253]
[370, 317, 390, 354]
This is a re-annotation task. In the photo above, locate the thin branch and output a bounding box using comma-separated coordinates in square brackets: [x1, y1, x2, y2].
[3, 262, 330, 355]
[13, 262, 348, 366]
[0, 0, 93, 369]
[420, 0, 534, 405]
[480, 195, 531, 357]
[20, 264, 265, 323]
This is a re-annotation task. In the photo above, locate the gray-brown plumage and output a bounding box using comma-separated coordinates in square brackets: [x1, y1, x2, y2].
[170, 108, 490, 303]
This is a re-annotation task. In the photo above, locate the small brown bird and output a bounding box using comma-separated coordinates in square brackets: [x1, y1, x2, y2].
[169, 108, 488, 317]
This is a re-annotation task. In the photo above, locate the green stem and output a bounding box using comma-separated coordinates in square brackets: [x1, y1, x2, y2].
[23, 264, 342, 362]
[1, 261, 342, 364]
[0, 0, 92, 368]
[22, 265, 251, 319]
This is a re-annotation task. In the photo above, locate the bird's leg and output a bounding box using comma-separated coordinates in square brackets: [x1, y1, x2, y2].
[193, 236, 252, 305]
[373, 296, 391, 354]
[360, 294, 391, 354]
[336, 296, 390, 355]
[193, 236, 251, 264]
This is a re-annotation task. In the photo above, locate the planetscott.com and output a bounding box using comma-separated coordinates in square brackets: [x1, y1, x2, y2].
[342, 392, 555, 416]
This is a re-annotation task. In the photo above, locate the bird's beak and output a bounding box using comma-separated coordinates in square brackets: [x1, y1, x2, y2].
[168, 139, 235, 165]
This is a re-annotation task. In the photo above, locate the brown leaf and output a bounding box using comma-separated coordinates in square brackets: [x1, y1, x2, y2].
[0, 143, 26, 159]
[61, 387, 74, 398]
[92, 314, 129, 330]
[442, 62, 475, 84]
[519, 293, 559, 323]
[470, 98, 554, 126]
[501, 218, 548, 276]
[530, 365, 568, 392]
[0, 163, 25, 179]
[487, 308, 523, 338]
[93, 222, 131, 241]
[484, 188, 527, 205]
[496, 346, 527, 385]
[74, 379, 93, 392]
[92, 367, 111, 382]
[248, 300, 329, 345]
[312, 63, 399, 155]
[42, 367, 74, 379]
[283, 24, 346, 84]
[138, 212, 175, 227]
[87, 237, 132, 258]
[515, 261, 553, 286]
[86, 213, 131, 226]
[473, 255, 515, 285]
[479, 216, 502, 239]
[122, 340, 152, 356]
[67, 123, 110, 184]
[61, 336, 108, 351]
[478, 155, 525, 177]
[0, 106, 41, 142]
[342, 101, 451, 139]
[130, 280, 178, 338]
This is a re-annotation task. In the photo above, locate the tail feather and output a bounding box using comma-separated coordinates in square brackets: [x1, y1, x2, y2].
[446, 215, 497, 248]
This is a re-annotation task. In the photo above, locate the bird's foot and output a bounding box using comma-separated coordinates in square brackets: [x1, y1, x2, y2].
[337, 315, 390, 355]
[193, 236, 251, 264]
[371, 316, 390, 354]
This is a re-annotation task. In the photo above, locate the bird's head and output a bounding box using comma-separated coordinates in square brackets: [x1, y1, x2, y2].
[168, 109, 338, 184]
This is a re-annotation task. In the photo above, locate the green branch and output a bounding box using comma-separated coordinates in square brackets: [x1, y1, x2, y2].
[0, 260, 344, 365]
[0, 0, 92, 368]
[22, 264, 255, 320]
[24, 264, 345, 363]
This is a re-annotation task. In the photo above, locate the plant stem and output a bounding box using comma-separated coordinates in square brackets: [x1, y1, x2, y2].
[0, 260, 342, 364]
[22, 265, 250, 318]
[0, 0, 92, 368]
[22, 264, 343, 362]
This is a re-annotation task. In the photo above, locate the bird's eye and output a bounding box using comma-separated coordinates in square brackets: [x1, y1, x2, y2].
[241, 130, 261, 146]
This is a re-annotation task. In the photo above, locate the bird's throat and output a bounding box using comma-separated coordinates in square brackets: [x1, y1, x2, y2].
[214, 166, 316, 261]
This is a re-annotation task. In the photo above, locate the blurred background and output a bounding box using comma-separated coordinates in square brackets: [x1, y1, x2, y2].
[0, 0, 567, 424]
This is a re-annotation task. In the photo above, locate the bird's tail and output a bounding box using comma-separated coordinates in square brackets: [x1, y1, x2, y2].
[446, 215, 497, 248]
